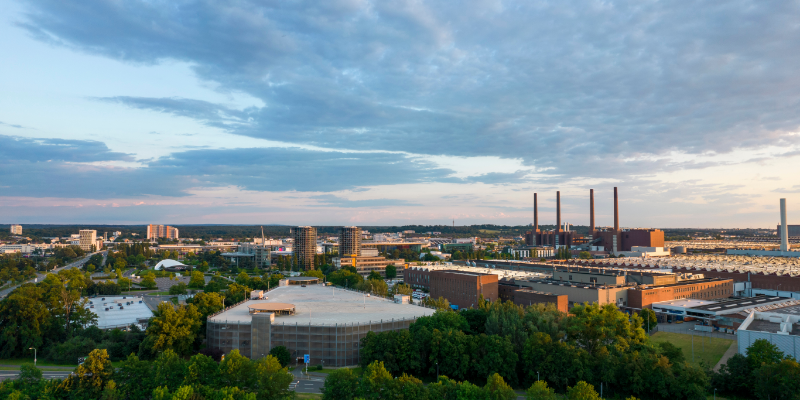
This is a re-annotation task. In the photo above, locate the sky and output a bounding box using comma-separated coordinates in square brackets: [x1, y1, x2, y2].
[1, 0, 800, 228]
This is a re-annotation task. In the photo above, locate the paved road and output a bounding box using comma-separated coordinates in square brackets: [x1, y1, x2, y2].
[0, 369, 73, 381]
[0, 251, 103, 299]
[290, 368, 325, 394]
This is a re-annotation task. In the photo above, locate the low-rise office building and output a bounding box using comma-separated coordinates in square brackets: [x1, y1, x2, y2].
[512, 288, 569, 313]
[334, 256, 405, 277]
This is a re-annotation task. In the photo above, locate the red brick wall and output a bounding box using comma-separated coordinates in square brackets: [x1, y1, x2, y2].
[628, 279, 734, 308]
[513, 290, 568, 313]
[429, 270, 498, 309]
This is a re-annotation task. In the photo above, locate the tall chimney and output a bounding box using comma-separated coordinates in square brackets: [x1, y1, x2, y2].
[534, 193, 539, 233]
[614, 187, 619, 232]
[589, 189, 595, 235]
[781, 198, 789, 252]
[557, 191, 562, 232]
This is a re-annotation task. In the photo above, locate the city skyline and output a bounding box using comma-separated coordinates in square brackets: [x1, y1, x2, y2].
[3, 1, 800, 227]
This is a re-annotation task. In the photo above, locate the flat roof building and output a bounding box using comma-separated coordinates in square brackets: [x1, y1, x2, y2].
[84, 295, 153, 330]
[9, 224, 22, 235]
[333, 256, 405, 277]
[206, 285, 434, 366]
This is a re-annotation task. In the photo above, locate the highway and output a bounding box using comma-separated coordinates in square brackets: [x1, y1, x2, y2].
[0, 251, 103, 299]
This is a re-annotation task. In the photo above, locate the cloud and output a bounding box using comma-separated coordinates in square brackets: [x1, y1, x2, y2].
[17, 0, 800, 180]
[0, 121, 27, 129]
[308, 194, 421, 208]
[0, 134, 133, 162]
[0, 135, 457, 198]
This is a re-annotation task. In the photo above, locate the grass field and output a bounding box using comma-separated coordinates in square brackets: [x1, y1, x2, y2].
[650, 331, 734, 368]
[293, 394, 322, 399]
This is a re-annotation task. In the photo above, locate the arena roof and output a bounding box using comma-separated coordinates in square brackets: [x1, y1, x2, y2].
[209, 285, 435, 325]
[154, 259, 186, 270]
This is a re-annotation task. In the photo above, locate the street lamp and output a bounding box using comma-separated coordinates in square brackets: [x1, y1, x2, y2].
[436, 361, 439, 378]
[29, 347, 36, 366]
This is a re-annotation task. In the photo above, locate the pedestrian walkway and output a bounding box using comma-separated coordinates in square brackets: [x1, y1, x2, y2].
[713, 341, 739, 371]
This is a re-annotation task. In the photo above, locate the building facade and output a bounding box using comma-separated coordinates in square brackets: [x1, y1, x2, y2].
[9, 224, 22, 235]
[293, 226, 317, 271]
[627, 278, 734, 309]
[429, 270, 498, 309]
[339, 227, 361, 257]
[79, 229, 97, 252]
[334, 256, 405, 277]
[146, 224, 180, 240]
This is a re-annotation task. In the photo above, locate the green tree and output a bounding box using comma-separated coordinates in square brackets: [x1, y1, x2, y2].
[322, 368, 359, 400]
[358, 361, 393, 399]
[484, 373, 516, 400]
[235, 271, 251, 285]
[188, 271, 205, 289]
[578, 251, 592, 259]
[526, 380, 557, 400]
[118, 277, 132, 292]
[169, 283, 188, 295]
[219, 349, 255, 388]
[639, 308, 657, 333]
[269, 345, 291, 368]
[753, 358, 800, 400]
[0, 284, 51, 358]
[567, 381, 600, 400]
[140, 272, 157, 290]
[183, 353, 219, 387]
[367, 271, 382, 281]
[385, 265, 397, 280]
[192, 291, 224, 318]
[746, 339, 785, 370]
[254, 354, 294, 400]
[69, 348, 115, 398]
[301, 269, 325, 280]
[143, 303, 202, 356]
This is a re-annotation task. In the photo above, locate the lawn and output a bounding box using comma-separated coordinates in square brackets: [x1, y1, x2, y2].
[650, 331, 734, 368]
[293, 394, 322, 399]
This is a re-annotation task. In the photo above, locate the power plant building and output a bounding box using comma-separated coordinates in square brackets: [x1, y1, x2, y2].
[293, 226, 317, 271]
[206, 285, 434, 366]
[525, 187, 664, 254]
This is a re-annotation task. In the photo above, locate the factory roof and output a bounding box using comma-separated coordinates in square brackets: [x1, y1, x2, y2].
[208, 285, 435, 325]
[85, 296, 153, 330]
[651, 299, 718, 309]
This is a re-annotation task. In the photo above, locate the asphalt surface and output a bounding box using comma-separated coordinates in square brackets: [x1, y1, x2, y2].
[0, 368, 73, 381]
[291, 368, 325, 394]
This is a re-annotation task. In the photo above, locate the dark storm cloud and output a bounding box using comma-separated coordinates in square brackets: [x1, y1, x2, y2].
[18, 0, 800, 179]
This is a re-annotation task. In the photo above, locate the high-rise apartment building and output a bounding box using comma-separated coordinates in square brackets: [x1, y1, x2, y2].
[146, 224, 180, 240]
[339, 226, 361, 257]
[79, 230, 97, 252]
[293, 226, 317, 271]
[9, 224, 22, 235]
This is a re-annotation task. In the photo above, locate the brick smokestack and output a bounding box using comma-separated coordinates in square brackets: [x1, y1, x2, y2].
[589, 189, 595, 235]
[557, 191, 562, 232]
[534, 193, 538, 233]
[614, 187, 619, 232]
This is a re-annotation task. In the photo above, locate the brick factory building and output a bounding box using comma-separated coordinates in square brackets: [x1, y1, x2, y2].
[429, 270, 498, 309]
[525, 187, 664, 253]
[627, 278, 734, 309]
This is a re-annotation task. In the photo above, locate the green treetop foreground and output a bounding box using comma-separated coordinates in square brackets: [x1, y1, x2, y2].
[1, 348, 294, 400]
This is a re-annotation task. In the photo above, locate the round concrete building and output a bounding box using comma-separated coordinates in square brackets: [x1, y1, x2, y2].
[206, 284, 434, 366]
